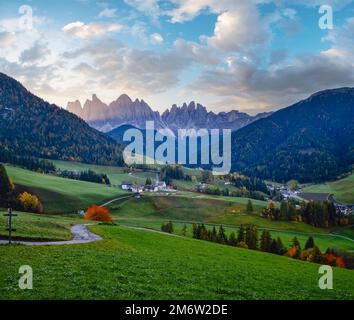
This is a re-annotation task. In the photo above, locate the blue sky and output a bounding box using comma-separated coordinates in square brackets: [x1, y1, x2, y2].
[0, 0, 353, 114]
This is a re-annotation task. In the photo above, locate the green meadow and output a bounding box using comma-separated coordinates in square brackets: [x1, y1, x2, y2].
[108, 196, 354, 252]
[5, 165, 128, 214]
[303, 173, 354, 204]
[0, 210, 75, 241]
[0, 225, 353, 300]
[52, 160, 157, 186]
[0, 162, 353, 300]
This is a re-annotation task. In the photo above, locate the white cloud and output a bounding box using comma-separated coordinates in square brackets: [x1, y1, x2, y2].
[62, 21, 122, 39]
[150, 33, 164, 43]
[124, 0, 161, 24]
[0, 32, 16, 47]
[206, 6, 270, 52]
[173, 39, 219, 65]
[98, 8, 117, 18]
[20, 42, 51, 64]
[167, 0, 214, 23]
[189, 52, 354, 111]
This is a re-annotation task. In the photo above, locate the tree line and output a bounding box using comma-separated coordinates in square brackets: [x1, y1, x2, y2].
[1, 152, 112, 186]
[0, 151, 56, 173]
[261, 200, 352, 227]
[161, 220, 346, 268]
[58, 170, 110, 185]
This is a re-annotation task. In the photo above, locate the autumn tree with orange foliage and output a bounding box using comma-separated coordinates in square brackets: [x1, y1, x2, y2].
[84, 205, 113, 222]
[324, 251, 346, 268]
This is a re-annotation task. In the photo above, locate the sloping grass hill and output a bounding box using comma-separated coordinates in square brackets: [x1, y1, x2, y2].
[303, 173, 354, 204]
[5, 165, 128, 214]
[0, 225, 353, 300]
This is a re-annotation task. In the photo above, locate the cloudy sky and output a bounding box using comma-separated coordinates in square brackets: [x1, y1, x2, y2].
[0, 0, 353, 114]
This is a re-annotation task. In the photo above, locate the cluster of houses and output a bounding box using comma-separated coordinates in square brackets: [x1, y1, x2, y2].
[268, 184, 353, 216]
[121, 180, 176, 194]
[335, 204, 353, 216]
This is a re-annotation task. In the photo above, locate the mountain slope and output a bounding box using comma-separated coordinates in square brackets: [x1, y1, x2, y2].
[232, 88, 354, 183]
[0, 73, 124, 166]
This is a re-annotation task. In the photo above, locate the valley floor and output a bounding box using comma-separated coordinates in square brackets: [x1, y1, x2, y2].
[1, 162, 353, 300]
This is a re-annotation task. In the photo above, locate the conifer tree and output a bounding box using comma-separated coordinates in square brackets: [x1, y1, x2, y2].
[245, 225, 258, 250]
[246, 200, 254, 214]
[270, 239, 279, 254]
[237, 225, 245, 243]
[0, 164, 12, 198]
[182, 224, 187, 237]
[305, 236, 315, 250]
[276, 237, 285, 255]
[260, 230, 272, 252]
[212, 226, 217, 242]
[292, 237, 301, 249]
[229, 232, 238, 246]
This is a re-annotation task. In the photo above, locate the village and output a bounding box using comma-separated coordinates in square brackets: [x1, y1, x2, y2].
[273, 184, 353, 216]
[121, 176, 177, 196]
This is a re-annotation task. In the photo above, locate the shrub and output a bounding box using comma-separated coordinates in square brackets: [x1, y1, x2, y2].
[300, 246, 324, 264]
[161, 221, 174, 233]
[18, 192, 43, 213]
[84, 205, 112, 222]
[237, 241, 249, 249]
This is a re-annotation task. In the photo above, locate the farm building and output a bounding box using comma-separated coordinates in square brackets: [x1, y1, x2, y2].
[121, 181, 134, 190]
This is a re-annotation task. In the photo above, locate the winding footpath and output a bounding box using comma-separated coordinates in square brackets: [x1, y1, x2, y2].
[1, 193, 353, 247]
[0, 224, 102, 246]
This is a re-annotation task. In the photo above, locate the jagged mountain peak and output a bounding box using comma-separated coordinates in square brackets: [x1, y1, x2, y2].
[115, 93, 133, 105]
[67, 94, 272, 133]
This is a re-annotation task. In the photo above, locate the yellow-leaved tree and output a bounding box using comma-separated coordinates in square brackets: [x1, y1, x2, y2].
[18, 192, 43, 213]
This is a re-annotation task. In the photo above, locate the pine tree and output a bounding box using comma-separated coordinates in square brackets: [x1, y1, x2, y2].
[182, 224, 187, 237]
[192, 223, 198, 239]
[260, 230, 272, 252]
[276, 237, 285, 255]
[305, 236, 315, 250]
[212, 226, 217, 242]
[246, 200, 254, 214]
[287, 203, 297, 220]
[237, 225, 245, 243]
[218, 226, 227, 244]
[229, 232, 238, 246]
[0, 164, 12, 198]
[292, 237, 301, 249]
[280, 201, 289, 220]
[245, 225, 258, 250]
[270, 239, 279, 254]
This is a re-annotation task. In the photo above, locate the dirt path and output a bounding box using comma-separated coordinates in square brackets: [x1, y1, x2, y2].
[126, 226, 184, 238]
[0, 224, 102, 246]
[101, 195, 132, 207]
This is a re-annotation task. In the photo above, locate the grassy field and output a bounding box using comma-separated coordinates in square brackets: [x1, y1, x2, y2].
[0, 224, 353, 300]
[52, 160, 157, 186]
[303, 173, 354, 204]
[0, 210, 76, 241]
[5, 165, 128, 214]
[109, 196, 354, 252]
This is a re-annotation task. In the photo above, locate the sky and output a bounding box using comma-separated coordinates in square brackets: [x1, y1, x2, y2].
[0, 0, 353, 115]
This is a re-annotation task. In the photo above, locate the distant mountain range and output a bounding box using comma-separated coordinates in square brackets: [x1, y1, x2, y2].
[67, 95, 272, 132]
[0, 73, 124, 166]
[232, 88, 354, 183]
[108, 88, 354, 183]
[1, 72, 353, 184]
